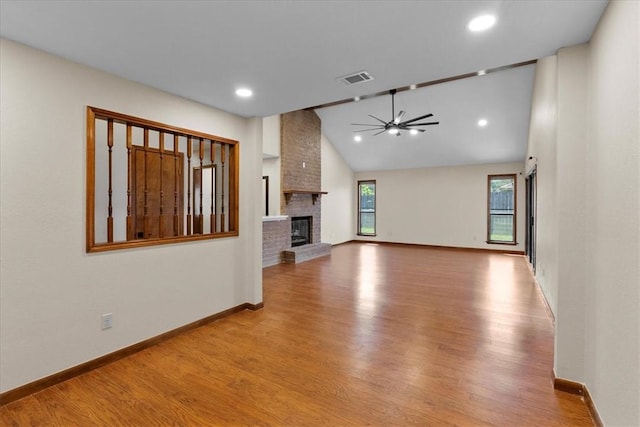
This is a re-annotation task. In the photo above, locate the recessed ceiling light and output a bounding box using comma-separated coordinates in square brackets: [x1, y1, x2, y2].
[354, 135, 362, 142]
[478, 119, 488, 127]
[410, 129, 419, 135]
[235, 88, 253, 98]
[468, 15, 496, 32]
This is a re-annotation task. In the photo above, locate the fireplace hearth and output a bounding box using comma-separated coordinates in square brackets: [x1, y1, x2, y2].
[291, 216, 311, 247]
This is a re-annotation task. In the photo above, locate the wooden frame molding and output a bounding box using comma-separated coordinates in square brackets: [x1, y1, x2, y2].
[553, 372, 603, 427]
[87, 106, 240, 252]
[553, 376, 584, 395]
[0, 302, 263, 406]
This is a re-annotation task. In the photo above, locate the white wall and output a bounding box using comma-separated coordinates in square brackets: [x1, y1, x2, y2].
[354, 162, 526, 251]
[584, 1, 639, 424]
[262, 114, 281, 217]
[555, 44, 589, 383]
[321, 133, 355, 244]
[0, 39, 263, 392]
[525, 55, 559, 314]
[526, 1, 640, 424]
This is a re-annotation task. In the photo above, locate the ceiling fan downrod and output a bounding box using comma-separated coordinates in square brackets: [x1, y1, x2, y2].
[390, 89, 396, 121]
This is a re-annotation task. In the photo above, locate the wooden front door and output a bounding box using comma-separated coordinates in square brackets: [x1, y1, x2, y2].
[131, 146, 184, 239]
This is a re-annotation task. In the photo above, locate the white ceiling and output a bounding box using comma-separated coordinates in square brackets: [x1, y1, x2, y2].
[316, 64, 537, 170]
[0, 1, 607, 171]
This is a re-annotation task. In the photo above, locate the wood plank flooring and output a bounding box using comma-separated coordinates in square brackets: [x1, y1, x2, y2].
[0, 242, 593, 426]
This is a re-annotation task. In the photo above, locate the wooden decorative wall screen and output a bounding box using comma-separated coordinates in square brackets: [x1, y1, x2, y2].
[86, 106, 239, 252]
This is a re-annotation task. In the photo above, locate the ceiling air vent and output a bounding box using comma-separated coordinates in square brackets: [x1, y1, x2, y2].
[338, 70, 374, 86]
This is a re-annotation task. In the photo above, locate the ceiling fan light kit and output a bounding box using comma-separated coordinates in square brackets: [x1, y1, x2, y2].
[351, 89, 439, 137]
[467, 14, 497, 32]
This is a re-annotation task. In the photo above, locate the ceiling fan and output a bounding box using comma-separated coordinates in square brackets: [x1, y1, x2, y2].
[352, 89, 439, 136]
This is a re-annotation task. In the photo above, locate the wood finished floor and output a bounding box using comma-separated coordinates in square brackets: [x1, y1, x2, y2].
[1, 242, 593, 426]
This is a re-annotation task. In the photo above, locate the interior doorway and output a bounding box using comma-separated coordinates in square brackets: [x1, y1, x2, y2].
[525, 168, 537, 271]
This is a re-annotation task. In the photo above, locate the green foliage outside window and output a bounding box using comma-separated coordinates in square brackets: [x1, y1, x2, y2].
[358, 181, 376, 236]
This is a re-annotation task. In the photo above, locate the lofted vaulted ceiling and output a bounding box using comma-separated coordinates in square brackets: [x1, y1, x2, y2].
[0, 1, 608, 171]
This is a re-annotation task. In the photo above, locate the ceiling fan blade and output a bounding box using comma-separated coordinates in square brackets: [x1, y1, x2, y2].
[373, 129, 388, 136]
[401, 113, 434, 125]
[405, 122, 440, 126]
[351, 123, 384, 127]
[355, 128, 387, 132]
[368, 114, 389, 125]
[405, 121, 440, 126]
[394, 110, 406, 124]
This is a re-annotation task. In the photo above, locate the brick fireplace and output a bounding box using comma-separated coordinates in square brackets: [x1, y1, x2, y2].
[262, 110, 331, 266]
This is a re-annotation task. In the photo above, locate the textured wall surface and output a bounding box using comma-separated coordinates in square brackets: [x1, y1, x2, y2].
[262, 219, 290, 267]
[280, 110, 321, 193]
[277, 110, 323, 251]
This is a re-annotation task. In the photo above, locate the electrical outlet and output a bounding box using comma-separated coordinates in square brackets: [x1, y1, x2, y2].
[101, 313, 113, 330]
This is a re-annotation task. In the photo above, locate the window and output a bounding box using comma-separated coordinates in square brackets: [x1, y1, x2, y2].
[86, 106, 239, 252]
[358, 180, 376, 236]
[487, 174, 516, 244]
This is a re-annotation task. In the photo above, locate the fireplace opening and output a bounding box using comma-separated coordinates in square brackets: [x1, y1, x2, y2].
[291, 216, 312, 247]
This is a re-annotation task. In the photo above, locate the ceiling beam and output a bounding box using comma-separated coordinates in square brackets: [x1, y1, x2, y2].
[308, 59, 538, 111]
